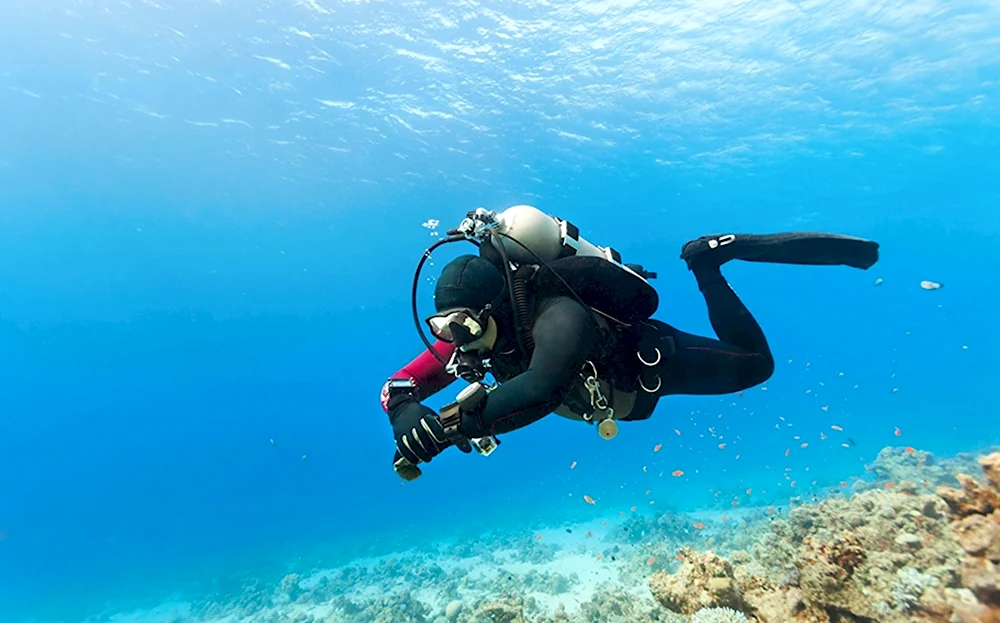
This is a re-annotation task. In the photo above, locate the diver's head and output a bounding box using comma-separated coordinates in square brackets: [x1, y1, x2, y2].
[427, 254, 505, 351]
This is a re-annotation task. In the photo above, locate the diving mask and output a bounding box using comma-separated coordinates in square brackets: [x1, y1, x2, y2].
[426, 307, 489, 345]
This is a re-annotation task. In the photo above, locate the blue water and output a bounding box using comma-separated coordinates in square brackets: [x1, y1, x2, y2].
[1, 0, 999, 621]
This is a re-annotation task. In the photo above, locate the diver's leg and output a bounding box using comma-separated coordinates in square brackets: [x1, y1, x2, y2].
[692, 264, 772, 357]
[642, 266, 774, 397]
[652, 320, 775, 396]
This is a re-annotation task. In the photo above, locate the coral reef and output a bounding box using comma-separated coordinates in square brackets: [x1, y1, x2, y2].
[649, 452, 1000, 623]
[691, 607, 749, 623]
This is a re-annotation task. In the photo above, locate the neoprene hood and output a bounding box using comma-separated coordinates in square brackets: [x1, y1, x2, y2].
[434, 255, 506, 313]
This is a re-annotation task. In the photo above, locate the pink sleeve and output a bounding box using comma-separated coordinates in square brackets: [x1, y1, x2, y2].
[380, 341, 458, 413]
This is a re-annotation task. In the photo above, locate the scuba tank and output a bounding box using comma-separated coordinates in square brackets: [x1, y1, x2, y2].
[484, 205, 645, 278]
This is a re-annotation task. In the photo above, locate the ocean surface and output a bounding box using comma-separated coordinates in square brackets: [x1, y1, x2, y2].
[1, 1, 999, 622]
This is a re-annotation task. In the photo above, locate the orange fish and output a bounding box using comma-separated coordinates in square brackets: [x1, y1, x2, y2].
[885, 482, 895, 489]
[718, 443, 727, 449]
[596, 554, 603, 561]
[535, 535, 542, 541]
[721, 515, 729, 521]
[693, 522, 705, 529]
[646, 557, 656, 565]
[671, 470, 684, 477]
[800, 442, 809, 449]
[584, 495, 596, 505]
[790, 481, 796, 488]
[766, 506, 775, 515]
[619, 511, 625, 517]
[676, 554, 686, 562]
[840, 481, 848, 487]
[731, 499, 740, 506]
[570, 461, 578, 469]
[784, 448, 791, 457]
[745, 488, 752, 495]
[631, 506, 637, 512]
[894, 427, 902, 436]
[653, 444, 662, 452]
[904, 447, 915, 454]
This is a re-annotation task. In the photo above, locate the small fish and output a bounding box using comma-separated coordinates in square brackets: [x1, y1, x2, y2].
[653, 444, 662, 453]
[731, 499, 740, 506]
[721, 515, 729, 521]
[840, 481, 848, 487]
[586, 530, 592, 537]
[904, 446, 916, 454]
[596, 554, 603, 561]
[301, 454, 308, 461]
[535, 534, 542, 541]
[820, 432, 827, 440]
[693, 522, 705, 530]
[746, 488, 752, 495]
[631, 506, 637, 512]
[642, 465, 648, 473]
[671, 470, 684, 477]
[784, 448, 791, 457]
[800, 442, 809, 449]
[821, 406, 829, 412]
[920, 280, 942, 290]
[790, 481, 796, 488]
[583, 495, 596, 505]
[717, 443, 727, 450]
[894, 427, 902, 437]
[566, 528, 572, 533]
[676, 555, 686, 562]
[570, 461, 577, 469]
[885, 482, 895, 489]
[674, 429, 681, 435]
[269, 438, 276, 446]
[831, 425, 843, 431]
[646, 557, 656, 565]
[874, 277, 884, 286]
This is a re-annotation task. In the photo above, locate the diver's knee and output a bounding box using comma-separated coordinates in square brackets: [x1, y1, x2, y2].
[741, 353, 774, 389]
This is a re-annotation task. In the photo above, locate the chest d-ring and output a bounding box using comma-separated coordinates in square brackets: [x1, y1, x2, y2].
[639, 374, 661, 394]
[638, 346, 661, 367]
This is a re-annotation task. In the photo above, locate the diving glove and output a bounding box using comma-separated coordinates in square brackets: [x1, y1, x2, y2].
[389, 399, 449, 464]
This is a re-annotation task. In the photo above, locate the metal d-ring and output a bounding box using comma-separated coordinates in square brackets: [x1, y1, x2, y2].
[639, 374, 662, 394]
[638, 346, 661, 367]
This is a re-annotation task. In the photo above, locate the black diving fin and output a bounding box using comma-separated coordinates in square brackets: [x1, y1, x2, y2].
[680, 232, 879, 271]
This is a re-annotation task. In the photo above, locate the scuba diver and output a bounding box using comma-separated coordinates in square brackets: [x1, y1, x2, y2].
[380, 206, 879, 480]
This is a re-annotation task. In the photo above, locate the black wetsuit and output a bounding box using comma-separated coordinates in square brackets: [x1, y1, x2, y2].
[460, 264, 775, 438]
